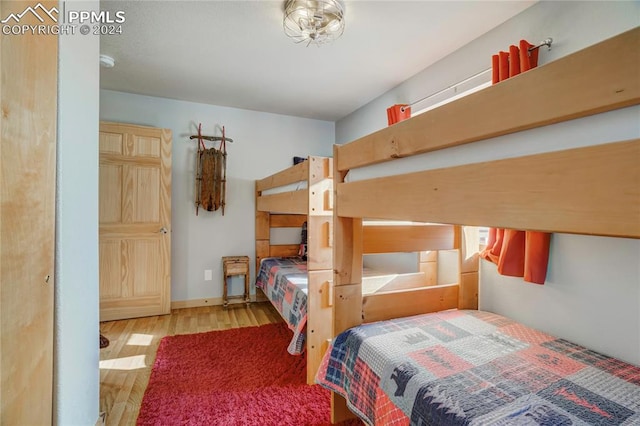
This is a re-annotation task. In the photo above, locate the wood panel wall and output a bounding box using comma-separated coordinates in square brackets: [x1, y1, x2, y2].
[1, 1, 58, 423]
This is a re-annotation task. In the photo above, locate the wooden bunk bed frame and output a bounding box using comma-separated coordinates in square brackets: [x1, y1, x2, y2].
[255, 159, 473, 384]
[330, 28, 640, 422]
[255, 156, 334, 384]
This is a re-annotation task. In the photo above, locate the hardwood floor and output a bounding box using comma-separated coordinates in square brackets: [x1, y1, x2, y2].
[99, 302, 283, 426]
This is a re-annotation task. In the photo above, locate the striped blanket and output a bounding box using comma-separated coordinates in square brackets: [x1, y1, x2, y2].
[255, 257, 307, 355]
[316, 309, 640, 425]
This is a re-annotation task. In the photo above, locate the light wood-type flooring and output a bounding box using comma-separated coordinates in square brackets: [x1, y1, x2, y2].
[99, 302, 283, 426]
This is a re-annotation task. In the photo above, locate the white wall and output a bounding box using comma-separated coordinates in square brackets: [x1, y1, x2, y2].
[337, 1, 640, 144]
[55, 0, 100, 423]
[336, 1, 640, 365]
[100, 91, 334, 302]
[480, 235, 640, 365]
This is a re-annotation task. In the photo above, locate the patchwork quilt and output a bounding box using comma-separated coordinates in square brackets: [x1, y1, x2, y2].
[316, 309, 640, 425]
[255, 257, 308, 355]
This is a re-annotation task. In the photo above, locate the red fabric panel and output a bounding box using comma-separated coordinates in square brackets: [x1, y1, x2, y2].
[498, 51, 509, 82]
[509, 45, 521, 77]
[519, 40, 539, 71]
[497, 229, 526, 277]
[486, 227, 497, 248]
[482, 228, 505, 265]
[480, 40, 550, 284]
[524, 231, 551, 284]
[492, 55, 500, 84]
[386, 104, 411, 126]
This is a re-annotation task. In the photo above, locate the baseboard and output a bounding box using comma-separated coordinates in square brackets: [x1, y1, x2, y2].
[171, 294, 262, 310]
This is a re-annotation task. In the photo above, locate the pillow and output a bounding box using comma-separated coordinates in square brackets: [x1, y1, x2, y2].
[298, 221, 307, 260]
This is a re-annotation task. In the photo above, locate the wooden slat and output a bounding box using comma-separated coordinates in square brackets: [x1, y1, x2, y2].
[418, 262, 437, 286]
[454, 225, 479, 308]
[362, 284, 459, 323]
[325, 190, 333, 212]
[309, 174, 333, 216]
[255, 211, 269, 239]
[269, 214, 306, 228]
[256, 182, 269, 275]
[363, 224, 455, 254]
[307, 216, 332, 270]
[308, 156, 332, 184]
[306, 270, 334, 384]
[369, 272, 428, 292]
[419, 251, 437, 262]
[333, 145, 363, 288]
[256, 160, 308, 191]
[257, 190, 308, 214]
[255, 240, 269, 269]
[333, 284, 363, 333]
[459, 272, 479, 310]
[324, 220, 333, 249]
[333, 216, 363, 287]
[269, 244, 299, 257]
[337, 140, 640, 238]
[419, 248, 438, 287]
[336, 28, 640, 171]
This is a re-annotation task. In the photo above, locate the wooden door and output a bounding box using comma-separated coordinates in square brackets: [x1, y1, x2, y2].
[0, 1, 57, 423]
[99, 122, 172, 321]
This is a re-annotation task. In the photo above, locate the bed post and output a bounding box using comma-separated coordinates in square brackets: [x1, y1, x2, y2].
[418, 250, 438, 285]
[456, 226, 479, 309]
[306, 157, 335, 384]
[255, 183, 270, 302]
[330, 146, 362, 423]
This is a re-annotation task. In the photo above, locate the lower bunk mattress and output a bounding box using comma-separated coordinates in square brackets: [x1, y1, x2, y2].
[316, 309, 640, 425]
[255, 257, 308, 355]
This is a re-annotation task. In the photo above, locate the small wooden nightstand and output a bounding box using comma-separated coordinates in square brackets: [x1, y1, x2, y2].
[222, 256, 250, 308]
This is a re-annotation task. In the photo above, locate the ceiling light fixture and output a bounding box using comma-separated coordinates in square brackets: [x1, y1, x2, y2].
[283, 0, 345, 46]
[99, 54, 115, 68]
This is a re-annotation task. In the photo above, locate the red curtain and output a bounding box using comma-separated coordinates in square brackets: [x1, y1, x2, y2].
[386, 104, 411, 126]
[481, 40, 550, 285]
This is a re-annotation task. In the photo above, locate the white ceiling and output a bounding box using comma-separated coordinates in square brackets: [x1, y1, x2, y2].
[100, 1, 536, 122]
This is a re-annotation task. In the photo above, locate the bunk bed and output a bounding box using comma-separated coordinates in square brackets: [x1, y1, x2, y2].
[255, 158, 471, 384]
[255, 156, 333, 384]
[318, 28, 640, 424]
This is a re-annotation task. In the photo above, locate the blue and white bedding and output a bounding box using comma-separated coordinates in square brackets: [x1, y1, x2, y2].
[255, 257, 308, 355]
[317, 309, 640, 425]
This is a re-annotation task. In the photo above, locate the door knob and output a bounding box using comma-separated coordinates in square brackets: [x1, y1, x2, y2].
[159, 227, 168, 234]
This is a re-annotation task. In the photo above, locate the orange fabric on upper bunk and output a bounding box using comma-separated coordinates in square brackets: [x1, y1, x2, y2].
[483, 40, 551, 285]
[386, 104, 411, 126]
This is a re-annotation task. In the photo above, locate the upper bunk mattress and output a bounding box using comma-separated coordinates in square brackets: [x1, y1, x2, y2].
[316, 309, 640, 425]
[255, 257, 308, 355]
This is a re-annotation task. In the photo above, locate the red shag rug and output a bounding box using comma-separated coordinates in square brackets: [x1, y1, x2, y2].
[137, 322, 363, 425]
